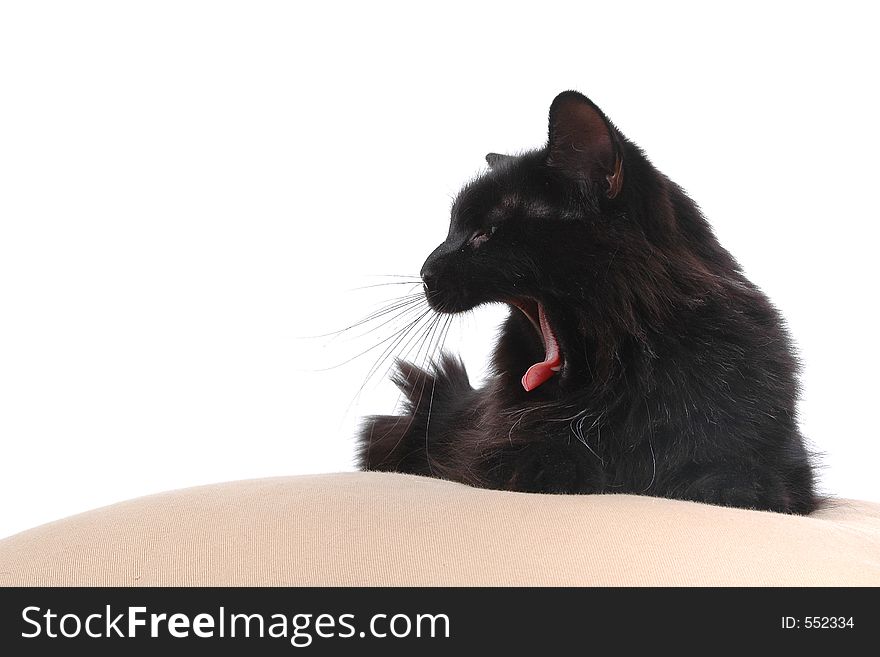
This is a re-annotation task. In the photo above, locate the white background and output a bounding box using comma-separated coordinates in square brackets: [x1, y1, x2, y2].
[1, 1, 878, 539]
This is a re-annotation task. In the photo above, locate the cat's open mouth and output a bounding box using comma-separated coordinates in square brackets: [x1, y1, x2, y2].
[509, 299, 562, 392]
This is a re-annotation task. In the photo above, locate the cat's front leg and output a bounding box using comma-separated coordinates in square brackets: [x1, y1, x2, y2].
[356, 414, 433, 476]
[478, 439, 607, 494]
[357, 355, 475, 477]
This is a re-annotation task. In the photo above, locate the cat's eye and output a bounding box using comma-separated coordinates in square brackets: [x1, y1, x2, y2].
[469, 225, 497, 248]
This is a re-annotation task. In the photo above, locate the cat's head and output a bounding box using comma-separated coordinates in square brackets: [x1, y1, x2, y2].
[420, 91, 711, 392]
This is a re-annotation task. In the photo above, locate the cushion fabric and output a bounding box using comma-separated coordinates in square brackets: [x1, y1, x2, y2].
[1, 472, 878, 586]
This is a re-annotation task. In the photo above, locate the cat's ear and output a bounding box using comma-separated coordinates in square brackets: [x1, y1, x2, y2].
[485, 152, 512, 169]
[547, 91, 623, 199]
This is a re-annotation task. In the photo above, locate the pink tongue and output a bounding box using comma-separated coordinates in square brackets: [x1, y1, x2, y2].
[521, 304, 562, 392]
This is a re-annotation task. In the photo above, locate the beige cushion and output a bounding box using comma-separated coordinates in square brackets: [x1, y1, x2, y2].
[1, 472, 878, 586]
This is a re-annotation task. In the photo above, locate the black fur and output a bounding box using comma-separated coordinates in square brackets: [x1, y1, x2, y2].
[357, 91, 818, 514]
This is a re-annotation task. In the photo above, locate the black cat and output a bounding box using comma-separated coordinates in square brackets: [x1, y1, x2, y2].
[357, 91, 818, 514]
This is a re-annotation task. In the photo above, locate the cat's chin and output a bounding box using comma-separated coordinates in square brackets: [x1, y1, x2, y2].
[507, 298, 563, 392]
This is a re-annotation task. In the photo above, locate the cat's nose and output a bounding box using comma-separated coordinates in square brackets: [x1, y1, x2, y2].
[420, 248, 440, 297]
[421, 241, 449, 307]
[421, 271, 439, 299]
